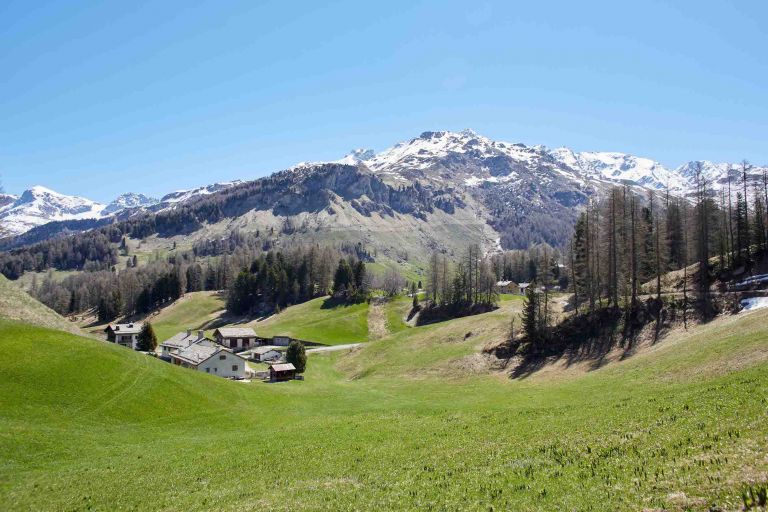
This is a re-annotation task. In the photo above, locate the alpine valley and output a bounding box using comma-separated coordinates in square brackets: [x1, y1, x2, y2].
[2, 129, 765, 261]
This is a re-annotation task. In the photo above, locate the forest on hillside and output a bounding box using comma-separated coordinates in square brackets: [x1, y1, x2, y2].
[516, 162, 768, 357]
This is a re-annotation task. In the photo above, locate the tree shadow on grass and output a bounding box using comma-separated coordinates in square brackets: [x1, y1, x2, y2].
[508, 303, 665, 380]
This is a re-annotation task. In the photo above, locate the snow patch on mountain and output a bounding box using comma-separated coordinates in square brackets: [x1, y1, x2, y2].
[160, 181, 243, 205]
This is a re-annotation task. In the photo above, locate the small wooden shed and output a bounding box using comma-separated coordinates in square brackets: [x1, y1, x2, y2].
[269, 363, 296, 382]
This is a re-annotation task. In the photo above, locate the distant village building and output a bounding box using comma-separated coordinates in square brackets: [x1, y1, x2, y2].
[269, 362, 296, 382]
[272, 336, 291, 347]
[171, 344, 248, 379]
[251, 346, 282, 362]
[213, 327, 258, 352]
[105, 323, 144, 350]
[518, 282, 531, 294]
[495, 280, 519, 294]
[160, 330, 213, 360]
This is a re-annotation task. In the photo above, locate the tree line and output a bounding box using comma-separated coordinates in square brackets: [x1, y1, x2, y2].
[568, 162, 767, 315]
[421, 244, 498, 323]
[514, 162, 768, 354]
[489, 244, 566, 289]
[226, 247, 349, 316]
[31, 243, 351, 323]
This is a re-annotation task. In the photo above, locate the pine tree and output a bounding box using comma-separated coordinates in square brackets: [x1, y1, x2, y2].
[285, 340, 307, 373]
[521, 285, 539, 346]
[137, 323, 158, 352]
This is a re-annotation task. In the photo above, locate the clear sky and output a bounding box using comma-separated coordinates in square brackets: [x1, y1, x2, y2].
[1, 0, 767, 202]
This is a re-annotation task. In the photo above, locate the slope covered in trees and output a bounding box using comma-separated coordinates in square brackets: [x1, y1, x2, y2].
[514, 163, 768, 357]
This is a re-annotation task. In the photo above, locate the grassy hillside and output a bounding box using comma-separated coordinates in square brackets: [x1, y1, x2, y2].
[81, 291, 227, 342]
[149, 291, 226, 341]
[1, 304, 767, 510]
[0, 275, 84, 335]
[251, 296, 369, 344]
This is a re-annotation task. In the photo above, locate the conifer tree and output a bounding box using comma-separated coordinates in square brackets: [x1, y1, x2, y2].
[137, 322, 158, 352]
[286, 340, 307, 373]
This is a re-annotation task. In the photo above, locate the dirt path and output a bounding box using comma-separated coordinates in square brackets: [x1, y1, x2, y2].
[367, 297, 388, 341]
[306, 343, 362, 354]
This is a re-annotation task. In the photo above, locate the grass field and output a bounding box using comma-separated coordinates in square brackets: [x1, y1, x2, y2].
[1, 297, 767, 511]
[251, 296, 370, 345]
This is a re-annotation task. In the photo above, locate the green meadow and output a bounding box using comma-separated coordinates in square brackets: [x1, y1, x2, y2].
[1, 299, 767, 511]
[250, 296, 370, 345]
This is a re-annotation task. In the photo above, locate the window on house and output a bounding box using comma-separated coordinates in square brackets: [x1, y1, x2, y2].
[232, 365, 238, 371]
[219, 355, 226, 360]
[205, 368, 210, 373]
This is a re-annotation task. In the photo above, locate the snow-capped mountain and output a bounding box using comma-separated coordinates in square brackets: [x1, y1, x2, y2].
[674, 160, 767, 192]
[362, 129, 557, 185]
[0, 186, 107, 235]
[160, 181, 243, 205]
[354, 129, 763, 195]
[0, 181, 246, 237]
[3, 130, 764, 248]
[548, 148, 688, 192]
[103, 193, 159, 215]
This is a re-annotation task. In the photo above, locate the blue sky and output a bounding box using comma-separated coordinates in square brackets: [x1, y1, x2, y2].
[1, 0, 767, 202]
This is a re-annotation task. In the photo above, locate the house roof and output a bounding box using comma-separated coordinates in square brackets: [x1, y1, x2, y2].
[215, 327, 257, 338]
[172, 344, 221, 366]
[496, 280, 516, 287]
[105, 323, 143, 335]
[253, 346, 281, 355]
[161, 331, 208, 350]
[173, 343, 246, 367]
[269, 363, 296, 372]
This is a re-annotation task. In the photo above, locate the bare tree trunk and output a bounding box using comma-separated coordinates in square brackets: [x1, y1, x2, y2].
[727, 169, 735, 268]
[630, 194, 638, 310]
[742, 160, 751, 263]
[570, 241, 579, 315]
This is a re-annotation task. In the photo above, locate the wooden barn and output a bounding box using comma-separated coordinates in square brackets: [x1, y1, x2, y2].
[269, 363, 296, 382]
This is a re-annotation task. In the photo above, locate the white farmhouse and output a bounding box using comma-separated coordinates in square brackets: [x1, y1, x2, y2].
[160, 330, 213, 360]
[105, 323, 143, 350]
[170, 344, 248, 379]
[251, 346, 282, 362]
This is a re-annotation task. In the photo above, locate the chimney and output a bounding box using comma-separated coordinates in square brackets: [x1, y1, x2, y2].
[198, 330, 205, 339]
[186, 329, 192, 337]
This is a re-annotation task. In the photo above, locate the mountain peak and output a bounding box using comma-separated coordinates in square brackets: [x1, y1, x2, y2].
[337, 148, 375, 165]
[20, 185, 63, 201]
[1, 186, 106, 236]
[103, 192, 159, 215]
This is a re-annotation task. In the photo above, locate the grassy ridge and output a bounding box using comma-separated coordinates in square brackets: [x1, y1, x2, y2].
[1, 306, 767, 510]
[150, 291, 226, 341]
[251, 296, 369, 344]
[0, 275, 83, 335]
